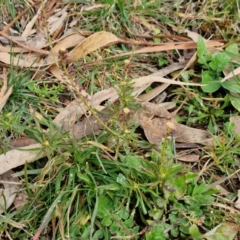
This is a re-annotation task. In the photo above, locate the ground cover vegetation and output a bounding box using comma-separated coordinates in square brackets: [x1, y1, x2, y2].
[0, 0, 239, 239]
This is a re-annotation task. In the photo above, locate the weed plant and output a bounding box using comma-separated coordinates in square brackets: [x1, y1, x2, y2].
[0, 0, 240, 239]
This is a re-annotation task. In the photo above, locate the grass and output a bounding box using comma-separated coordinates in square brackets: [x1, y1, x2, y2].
[0, 0, 240, 239]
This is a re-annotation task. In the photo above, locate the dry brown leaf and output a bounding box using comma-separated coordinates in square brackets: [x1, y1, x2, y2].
[0, 31, 50, 55]
[0, 45, 28, 53]
[49, 33, 118, 90]
[26, 32, 47, 48]
[0, 69, 12, 112]
[141, 102, 172, 119]
[82, 4, 106, 11]
[140, 115, 174, 144]
[134, 102, 176, 144]
[8, 137, 37, 148]
[67, 31, 119, 62]
[0, 170, 19, 214]
[21, 4, 42, 39]
[0, 36, 26, 45]
[47, 6, 68, 35]
[138, 84, 169, 102]
[0, 143, 43, 175]
[221, 66, 240, 82]
[53, 87, 117, 129]
[53, 33, 85, 52]
[138, 62, 186, 101]
[176, 154, 200, 162]
[183, 29, 206, 42]
[13, 190, 28, 209]
[108, 40, 224, 59]
[0, 52, 43, 68]
[133, 75, 205, 98]
[176, 124, 214, 145]
[45, 33, 85, 64]
[134, 101, 215, 145]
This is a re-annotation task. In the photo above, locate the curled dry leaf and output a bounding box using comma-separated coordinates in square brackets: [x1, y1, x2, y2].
[134, 101, 215, 145]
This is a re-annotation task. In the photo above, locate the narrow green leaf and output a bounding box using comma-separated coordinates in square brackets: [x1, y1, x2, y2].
[197, 37, 208, 57]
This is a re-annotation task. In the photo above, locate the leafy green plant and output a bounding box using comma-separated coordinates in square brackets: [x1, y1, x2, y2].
[197, 38, 240, 110]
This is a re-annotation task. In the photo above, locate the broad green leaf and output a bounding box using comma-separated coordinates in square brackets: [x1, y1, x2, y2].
[149, 209, 163, 220]
[201, 71, 221, 93]
[118, 208, 129, 220]
[209, 52, 229, 72]
[123, 218, 134, 228]
[110, 221, 120, 234]
[229, 95, 240, 111]
[145, 224, 169, 240]
[221, 80, 240, 93]
[198, 55, 212, 65]
[92, 229, 104, 240]
[192, 183, 208, 195]
[189, 224, 202, 238]
[171, 226, 179, 237]
[101, 216, 112, 227]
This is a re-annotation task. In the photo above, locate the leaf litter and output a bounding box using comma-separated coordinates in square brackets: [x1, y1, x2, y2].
[0, 1, 239, 239]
